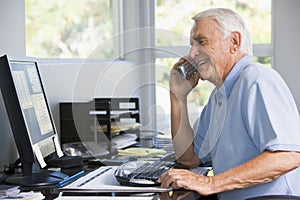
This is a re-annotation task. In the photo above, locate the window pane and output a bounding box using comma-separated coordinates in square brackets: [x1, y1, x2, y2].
[25, 0, 114, 58]
[156, 0, 271, 46]
[253, 56, 272, 66]
[155, 1, 272, 133]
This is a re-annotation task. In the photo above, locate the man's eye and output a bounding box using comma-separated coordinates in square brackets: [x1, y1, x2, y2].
[197, 39, 208, 45]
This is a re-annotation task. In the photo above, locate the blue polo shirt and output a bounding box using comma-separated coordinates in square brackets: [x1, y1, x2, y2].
[194, 55, 300, 200]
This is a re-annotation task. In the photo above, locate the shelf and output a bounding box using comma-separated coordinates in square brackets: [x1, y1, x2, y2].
[90, 122, 141, 134]
[60, 98, 140, 154]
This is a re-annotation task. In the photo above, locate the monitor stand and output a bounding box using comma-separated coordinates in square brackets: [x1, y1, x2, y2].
[5, 162, 68, 189]
[5, 171, 66, 188]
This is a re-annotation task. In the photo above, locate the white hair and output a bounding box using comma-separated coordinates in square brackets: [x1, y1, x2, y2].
[192, 8, 253, 56]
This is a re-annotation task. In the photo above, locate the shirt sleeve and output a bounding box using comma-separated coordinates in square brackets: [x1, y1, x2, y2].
[245, 75, 300, 153]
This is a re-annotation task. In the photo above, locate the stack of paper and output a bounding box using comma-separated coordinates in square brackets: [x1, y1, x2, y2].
[0, 185, 20, 197]
[91, 122, 141, 133]
[0, 190, 44, 200]
[117, 147, 166, 156]
[156, 133, 174, 152]
[112, 133, 138, 149]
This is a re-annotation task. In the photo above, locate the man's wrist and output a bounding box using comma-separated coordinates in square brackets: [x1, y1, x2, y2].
[170, 91, 187, 104]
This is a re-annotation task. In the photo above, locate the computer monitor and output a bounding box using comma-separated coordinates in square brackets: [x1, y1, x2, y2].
[0, 54, 66, 187]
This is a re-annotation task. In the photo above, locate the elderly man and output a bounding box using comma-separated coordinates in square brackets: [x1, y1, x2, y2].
[158, 8, 300, 200]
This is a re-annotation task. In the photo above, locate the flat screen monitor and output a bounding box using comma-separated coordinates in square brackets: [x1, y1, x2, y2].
[0, 54, 66, 187]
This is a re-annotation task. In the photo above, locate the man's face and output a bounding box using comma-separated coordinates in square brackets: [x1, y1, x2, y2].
[189, 19, 231, 85]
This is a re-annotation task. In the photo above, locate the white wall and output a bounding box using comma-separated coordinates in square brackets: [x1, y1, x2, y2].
[0, 0, 25, 56]
[273, 0, 300, 110]
[38, 60, 141, 132]
[0, 0, 25, 170]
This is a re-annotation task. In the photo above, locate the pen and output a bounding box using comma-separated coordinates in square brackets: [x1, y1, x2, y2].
[56, 170, 85, 188]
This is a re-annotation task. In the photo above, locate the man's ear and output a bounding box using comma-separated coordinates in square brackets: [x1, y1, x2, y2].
[230, 31, 241, 53]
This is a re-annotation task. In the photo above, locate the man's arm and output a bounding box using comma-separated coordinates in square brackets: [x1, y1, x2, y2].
[168, 58, 202, 168]
[208, 150, 300, 193]
[170, 91, 201, 168]
[159, 150, 300, 195]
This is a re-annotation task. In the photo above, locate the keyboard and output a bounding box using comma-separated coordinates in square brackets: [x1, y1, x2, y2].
[114, 160, 175, 186]
[114, 160, 210, 187]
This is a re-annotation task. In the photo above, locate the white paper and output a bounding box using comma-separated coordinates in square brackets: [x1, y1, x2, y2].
[54, 135, 64, 157]
[32, 144, 47, 168]
[112, 133, 138, 149]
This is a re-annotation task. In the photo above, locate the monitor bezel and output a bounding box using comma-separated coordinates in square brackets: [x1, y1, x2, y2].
[0, 54, 61, 176]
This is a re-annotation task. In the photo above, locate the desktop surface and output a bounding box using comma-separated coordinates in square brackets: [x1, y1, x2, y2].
[58, 165, 215, 200]
[2, 148, 216, 200]
[57, 191, 217, 200]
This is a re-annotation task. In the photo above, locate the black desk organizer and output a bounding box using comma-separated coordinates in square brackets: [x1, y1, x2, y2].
[60, 98, 140, 154]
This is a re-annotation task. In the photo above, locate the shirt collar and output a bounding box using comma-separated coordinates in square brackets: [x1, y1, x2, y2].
[218, 55, 253, 98]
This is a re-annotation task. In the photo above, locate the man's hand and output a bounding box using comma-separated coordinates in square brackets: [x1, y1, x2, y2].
[158, 168, 214, 196]
[169, 58, 200, 101]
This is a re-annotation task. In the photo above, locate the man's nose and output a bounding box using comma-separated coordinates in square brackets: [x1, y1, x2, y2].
[188, 46, 199, 60]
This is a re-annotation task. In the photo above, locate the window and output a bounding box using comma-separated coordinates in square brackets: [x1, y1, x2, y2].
[23, 0, 273, 134]
[155, 0, 272, 133]
[25, 0, 116, 58]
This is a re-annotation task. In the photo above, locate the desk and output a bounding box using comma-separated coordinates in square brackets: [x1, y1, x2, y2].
[56, 161, 216, 200]
[56, 191, 218, 200]
[3, 138, 212, 200]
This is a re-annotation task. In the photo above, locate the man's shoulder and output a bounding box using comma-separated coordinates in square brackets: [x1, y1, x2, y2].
[240, 63, 282, 85]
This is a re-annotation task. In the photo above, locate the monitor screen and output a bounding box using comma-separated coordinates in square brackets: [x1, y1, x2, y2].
[10, 61, 54, 146]
[0, 55, 63, 178]
[10, 60, 56, 157]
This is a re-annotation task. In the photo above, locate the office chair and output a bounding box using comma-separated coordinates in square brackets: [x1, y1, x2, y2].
[247, 195, 300, 200]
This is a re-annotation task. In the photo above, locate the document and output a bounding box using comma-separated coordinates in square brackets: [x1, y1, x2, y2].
[59, 166, 172, 193]
[117, 147, 166, 156]
[0, 191, 44, 200]
[0, 185, 20, 197]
